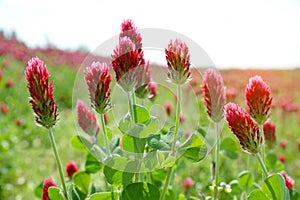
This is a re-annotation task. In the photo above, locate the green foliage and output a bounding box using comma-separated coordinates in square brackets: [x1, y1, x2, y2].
[121, 182, 160, 200]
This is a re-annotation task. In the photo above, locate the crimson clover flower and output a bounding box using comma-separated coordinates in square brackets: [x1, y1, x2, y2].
[225, 103, 262, 154]
[245, 75, 272, 125]
[66, 161, 79, 178]
[25, 57, 58, 129]
[111, 37, 145, 92]
[85, 62, 111, 114]
[76, 100, 100, 138]
[148, 80, 158, 99]
[263, 120, 276, 149]
[201, 68, 226, 123]
[120, 19, 142, 50]
[42, 177, 57, 200]
[165, 39, 191, 85]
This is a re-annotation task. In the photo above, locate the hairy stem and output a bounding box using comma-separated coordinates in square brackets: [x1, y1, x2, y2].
[100, 113, 111, 157]
[256, 153, 269, 178]
[48, 128, 67, 197]
[213, 122, 221, 200]
[160, 85, 182, 200]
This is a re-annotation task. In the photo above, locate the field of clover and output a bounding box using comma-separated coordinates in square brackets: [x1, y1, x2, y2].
[1, 19, 300, 200]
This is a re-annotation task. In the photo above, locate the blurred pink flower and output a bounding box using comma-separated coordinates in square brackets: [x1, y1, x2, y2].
[278, 154, 286, 163]
[225, 103, 261, 154]
[66, 161, 79, 178]
[42, 177, 56, 200]
[245, 75, 272, 125]
[165, 101, 172, 116]
[280, 139, 287, 149]
[165, 39, 191, 84]
[182, 177, 194, 194]
[148, 80, 158, 99]
[298, 138, 300, 150]
[25, 57, 58, 129]
[263, 120, 276, 149]
[0, 103, 9, 115]
[280, 171, 294, 189]
[76, 100, 100, 138]
[201, 68, 226, 123]
[85, 62, 111, 114]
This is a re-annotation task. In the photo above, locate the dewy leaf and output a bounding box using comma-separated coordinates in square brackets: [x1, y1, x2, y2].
[248, 189, 269, 200]
[178, 133, 207, 162]
[48, 186, 65, 200]
[73, 171, 91, 196]
[134, 104, 150, 123]
[121, 182, 160, 200]
[262, 174, 290, 200]
[220, 137, 239, 160]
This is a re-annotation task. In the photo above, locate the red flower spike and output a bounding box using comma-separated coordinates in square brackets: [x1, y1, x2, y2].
[66, 161, 79, 178]
[263, 120, 276, 149]
[297, 138, 300, 150]
[225, 103, 262, 154]
[182, 177, 194, 194]
[111, 37, 145, 92]
[245, 75, 273, 125]
[280, 171, 294, 190]
[165, 39, 191, 85]
[85, 62, 111, 114]
[76, 100, 100, 138]
[25, 57, 58, 129]
[120, 19, 142, 50]
[201, 69, 226, 123]
[42, 177, 57, 200]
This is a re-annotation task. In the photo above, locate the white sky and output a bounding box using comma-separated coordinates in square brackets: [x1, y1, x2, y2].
[0, 0, 300, 68]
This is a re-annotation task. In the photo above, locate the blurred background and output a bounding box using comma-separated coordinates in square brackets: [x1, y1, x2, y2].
[0, 0, 300, 199]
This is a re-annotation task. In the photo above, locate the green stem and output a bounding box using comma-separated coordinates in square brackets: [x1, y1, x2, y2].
[255, 153, 269, 178]
[160, 85, 182, 200]
[100, 113, 111, 157]
[48, 128, 67, 197]
[213, 122, 221, 200]
[259, 124, 266, 180]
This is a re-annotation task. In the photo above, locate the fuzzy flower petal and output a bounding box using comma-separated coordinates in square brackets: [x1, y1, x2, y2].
[165, 39, 191, 84]
[85, 62, 111, 114]
[201, 68, 226, 122]
[245, 75, 273, 125]
[76, 100, 100, 138]
[120, 19, 142, 50]
[25, 57, 58, 129]
[280, 171, 294, 190]
[225, 103, 262, 154]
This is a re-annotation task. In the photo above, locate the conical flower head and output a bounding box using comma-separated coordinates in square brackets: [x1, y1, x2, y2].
[111, 37, 145, 92]
[225, 103, 262, 154]
[263, 120, 276, 149]
[201, 68, 226, 123]
[25, 57, 58, 129]
[76, 100, 100, 138]
[165, 39, 191, 85]
[120, 19, 142, 50]
[85, 62, 111, 114]
[245, 75, 272, 125]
